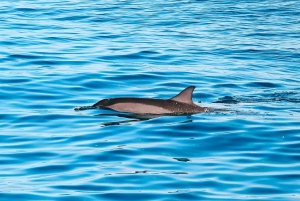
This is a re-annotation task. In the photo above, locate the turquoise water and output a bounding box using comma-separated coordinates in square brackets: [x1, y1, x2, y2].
[1, 0, 300, 200]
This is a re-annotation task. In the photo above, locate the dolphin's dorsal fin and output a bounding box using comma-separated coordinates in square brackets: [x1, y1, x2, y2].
[170, 86, 195, 104]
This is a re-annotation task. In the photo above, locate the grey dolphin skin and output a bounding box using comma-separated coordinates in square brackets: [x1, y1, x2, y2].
[92, 86, 208, 115]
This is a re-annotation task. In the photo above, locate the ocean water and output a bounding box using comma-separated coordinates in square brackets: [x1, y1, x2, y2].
[1, 0, 300, 200]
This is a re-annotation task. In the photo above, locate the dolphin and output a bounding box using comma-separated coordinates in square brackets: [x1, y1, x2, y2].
[92, 86, 209, 115]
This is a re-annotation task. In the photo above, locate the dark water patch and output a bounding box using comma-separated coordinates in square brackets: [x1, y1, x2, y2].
[9, 54, 43, 60]
[42, 36, 74, 42]
[245, 82, 282, 88]
[27, 164, 73, 174]
[0, 193, 48, 201]
[276, 141, 300, 152]
[274, 173, 300, 181]
[54, 15, 91, 21]
[81, 79, 120, 89]
[94, 192, 161, 201]
[15, 8, 38, 12]
[3, 151, 57, 160]
[99, 52, 175, 62]
[213, 83, 240, 88]
[139, 50, 160, 55]
[20, 60, 59, 66]
[0, 158, 21, 165]
[0, 77, 31, 84]
[0, 41, 17, 46]
[242, 186, 284, 195]
[8, 23, 57, 31]
[76, 152, 129, 163]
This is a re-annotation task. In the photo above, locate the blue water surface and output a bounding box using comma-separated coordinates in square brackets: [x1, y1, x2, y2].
[1, 0, 300, 200]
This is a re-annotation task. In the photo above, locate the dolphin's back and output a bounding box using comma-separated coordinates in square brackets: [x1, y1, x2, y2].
[94, 98, 206, 114]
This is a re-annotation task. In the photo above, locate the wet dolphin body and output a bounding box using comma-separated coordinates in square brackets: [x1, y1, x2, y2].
[92, 86, 208, 115]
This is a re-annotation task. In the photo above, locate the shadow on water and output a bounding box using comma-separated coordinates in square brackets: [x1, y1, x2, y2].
[94, 113, 162, 127]
[74, 105, 197, 126]
[94, 114, 196, 127]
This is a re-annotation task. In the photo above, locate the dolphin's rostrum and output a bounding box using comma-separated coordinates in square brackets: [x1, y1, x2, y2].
[92, 86, 208, 115]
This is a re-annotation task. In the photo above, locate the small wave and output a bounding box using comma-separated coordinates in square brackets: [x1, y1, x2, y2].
[214, 91, 300, 104]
